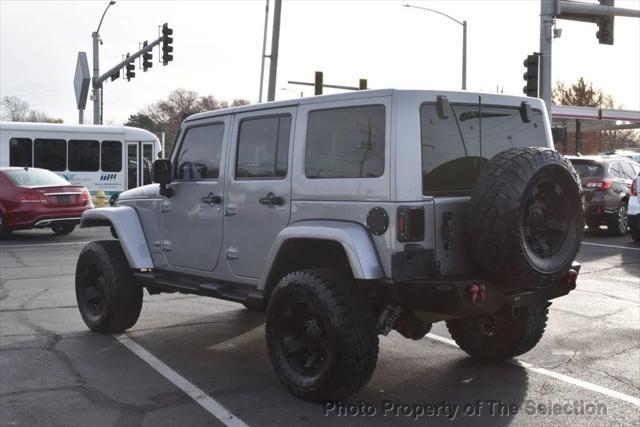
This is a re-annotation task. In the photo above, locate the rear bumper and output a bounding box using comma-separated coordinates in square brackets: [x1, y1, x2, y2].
[7, 206, 91, 230]
[33, 217, 82, 228]
[396, 262, 581, 320]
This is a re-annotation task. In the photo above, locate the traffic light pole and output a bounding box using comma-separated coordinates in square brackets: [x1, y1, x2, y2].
[92, 31, 101, 125]
[538, 0, 640, 122]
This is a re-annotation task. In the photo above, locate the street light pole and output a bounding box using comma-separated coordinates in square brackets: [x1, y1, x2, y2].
[92, 0, 116, 125]
[403, 4, 467, 90]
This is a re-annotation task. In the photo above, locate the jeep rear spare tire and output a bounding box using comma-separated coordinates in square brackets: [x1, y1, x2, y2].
[265, 269, 379, 401]
[468, 148, 583, 291]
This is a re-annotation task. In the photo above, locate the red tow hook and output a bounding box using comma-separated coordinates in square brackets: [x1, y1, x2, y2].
[469, 283, 486, 305]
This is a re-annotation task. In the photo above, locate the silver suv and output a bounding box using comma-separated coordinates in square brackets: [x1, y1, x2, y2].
[75, 89, 584, 401]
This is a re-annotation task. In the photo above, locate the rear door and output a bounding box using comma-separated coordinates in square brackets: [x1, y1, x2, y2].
[161, 118, 229, 271]
[224, 107, 295, 279]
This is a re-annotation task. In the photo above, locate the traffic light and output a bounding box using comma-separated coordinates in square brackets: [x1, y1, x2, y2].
[142, 41, 153, 72]
[314, 71, 323, 95]
[359, 79, 367, 90]
[522, 53, 540, 97]
[162, 23, 174, 65]
[126, 55, 135, 81]
[596, 0, 614, 45]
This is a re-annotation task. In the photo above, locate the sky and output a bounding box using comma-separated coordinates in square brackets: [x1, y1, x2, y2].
[1, 0, 639, 125]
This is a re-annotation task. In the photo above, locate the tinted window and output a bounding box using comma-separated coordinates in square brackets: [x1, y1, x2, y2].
[34, 139, 66, 171]
[101, 140, 122, 172]
[420, 103, 545, 195]
[570, 161, 603, 179]
[68, 140, 99, 171]
[9, 138, 32, 167]
[236, 115, 291, 179]
[4, 168, 69, 187]
[176, 123, 225, 180]
[305, 105, 385, 179]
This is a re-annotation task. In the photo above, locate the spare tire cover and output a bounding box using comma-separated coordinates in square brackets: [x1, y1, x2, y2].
[468, 147, 584, 291]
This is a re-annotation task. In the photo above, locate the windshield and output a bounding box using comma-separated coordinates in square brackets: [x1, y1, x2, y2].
[4, 168, 70, 187]
[420, 102, 546, 195]
[569, 161, 603, 179]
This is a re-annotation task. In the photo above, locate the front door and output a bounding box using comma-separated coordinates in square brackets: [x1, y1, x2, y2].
[161, 118, 229, 271]
[225, 107, 296, 279]
[126, 141, 155, 190]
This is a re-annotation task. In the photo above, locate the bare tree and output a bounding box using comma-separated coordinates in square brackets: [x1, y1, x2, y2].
[1, 96, 30, 121]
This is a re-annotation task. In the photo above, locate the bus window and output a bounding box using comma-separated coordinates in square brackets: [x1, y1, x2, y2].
[101, 140, 122, 172]
[142, 143, 153, 185]
[9, 138, 32, 167]
[34, 139, 66, 171]
[128, 143, 138, 189]
[68, 140, 99, 171]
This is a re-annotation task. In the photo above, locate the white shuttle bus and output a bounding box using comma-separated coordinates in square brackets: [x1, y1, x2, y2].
[0, 122, 162, 200]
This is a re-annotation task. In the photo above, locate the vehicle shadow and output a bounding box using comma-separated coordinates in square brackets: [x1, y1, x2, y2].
[621, 247, 639, 278]
[130, 307, 528, 427]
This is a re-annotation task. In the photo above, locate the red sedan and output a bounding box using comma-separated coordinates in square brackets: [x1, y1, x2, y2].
[0, 167, 93, 238]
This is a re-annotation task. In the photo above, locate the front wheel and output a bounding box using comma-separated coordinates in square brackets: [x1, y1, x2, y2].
[75, 241, 143, 333]
[52, 224, 75, 236]
[446, 304, 549, 361]
[265, 269, 379, 401]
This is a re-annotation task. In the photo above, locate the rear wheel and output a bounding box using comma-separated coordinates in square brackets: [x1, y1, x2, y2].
[266, 269, 378, 401]
[0, 212, 10, 239]
[606, 202, 628, 236]
[446, 304, 549, 361]
[75, 241, 142, 333]
[52, 224, 75, 236]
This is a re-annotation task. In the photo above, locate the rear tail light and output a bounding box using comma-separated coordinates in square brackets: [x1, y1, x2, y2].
[17, 191, 47, 204]
[632, 178, 638, 196]
[397, 206, 425, 242]
[80, 189, 92, 205]
[584, 179, 612, 191]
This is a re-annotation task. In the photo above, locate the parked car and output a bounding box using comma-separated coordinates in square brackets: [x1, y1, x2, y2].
[600, 149, 640, 163]
[567, 156, 640, 235]
[0, 167, 93, 238]
[76, 89, 584, 401]
[629, 173, 640, 242]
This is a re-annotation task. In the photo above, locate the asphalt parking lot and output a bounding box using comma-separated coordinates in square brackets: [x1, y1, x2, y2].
[1, 227, 638, 426]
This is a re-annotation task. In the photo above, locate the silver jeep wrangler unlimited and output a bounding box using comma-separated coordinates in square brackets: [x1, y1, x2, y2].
[76, 89, 584, 401]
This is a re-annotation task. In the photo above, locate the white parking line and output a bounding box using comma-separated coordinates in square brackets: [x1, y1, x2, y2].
[425, 333, 640, 407]
[581, 242, 640, 251]
[0, 241, 90, 249]
[116, 334, 250, 427]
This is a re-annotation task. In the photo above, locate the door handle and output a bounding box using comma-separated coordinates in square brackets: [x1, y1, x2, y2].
[258, 192, 284, 207]
[201, 192, 222, 205]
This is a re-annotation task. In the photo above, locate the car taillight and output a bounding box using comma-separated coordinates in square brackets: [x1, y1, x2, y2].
[584, 179, 612, 191]
[631, 178, 638, 196]
[17, 191, 47, 204]
[80, 189, 92, 205]
[397, 206, 425, 242]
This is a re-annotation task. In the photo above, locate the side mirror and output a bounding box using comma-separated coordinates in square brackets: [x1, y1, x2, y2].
[152, 159, 173, 197]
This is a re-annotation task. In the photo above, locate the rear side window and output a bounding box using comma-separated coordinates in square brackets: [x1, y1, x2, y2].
[305, 105, 386, 179]
[9, 138, 32, 167]
[620, 161, 637, 179]
[101, 140, 122, 172]
[236, 115, 291, 179]
[608, 162, 624, 179]
[34, 139, 66, 171]
[68, 140, 99, 171]
[570, 161, 603, 179]
[176, 123, 225, 180]
[420, 103, 545, 195]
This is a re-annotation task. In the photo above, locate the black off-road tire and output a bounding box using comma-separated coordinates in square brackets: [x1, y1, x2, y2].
[52, 224, 76, 236]
[606, 202, 629, 236]
[446, 304, 549, 361]
[0, 212, 10, 239]
[266, 269, 379, 401]
[75, 241, 143, 333]
[468, 147, 584, 291]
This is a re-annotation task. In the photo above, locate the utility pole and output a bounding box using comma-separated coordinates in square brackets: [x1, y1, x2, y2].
[91, 1, 116, 125]
[539, 0, 555, 119]
[267, 0, 282, 102]
[259, 0, 269, 102]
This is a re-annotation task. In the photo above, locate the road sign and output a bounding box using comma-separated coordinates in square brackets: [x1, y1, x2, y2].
[74, 52, 90, 110]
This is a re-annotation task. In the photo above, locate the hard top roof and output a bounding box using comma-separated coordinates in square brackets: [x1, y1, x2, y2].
[0, 121, 158, 141]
